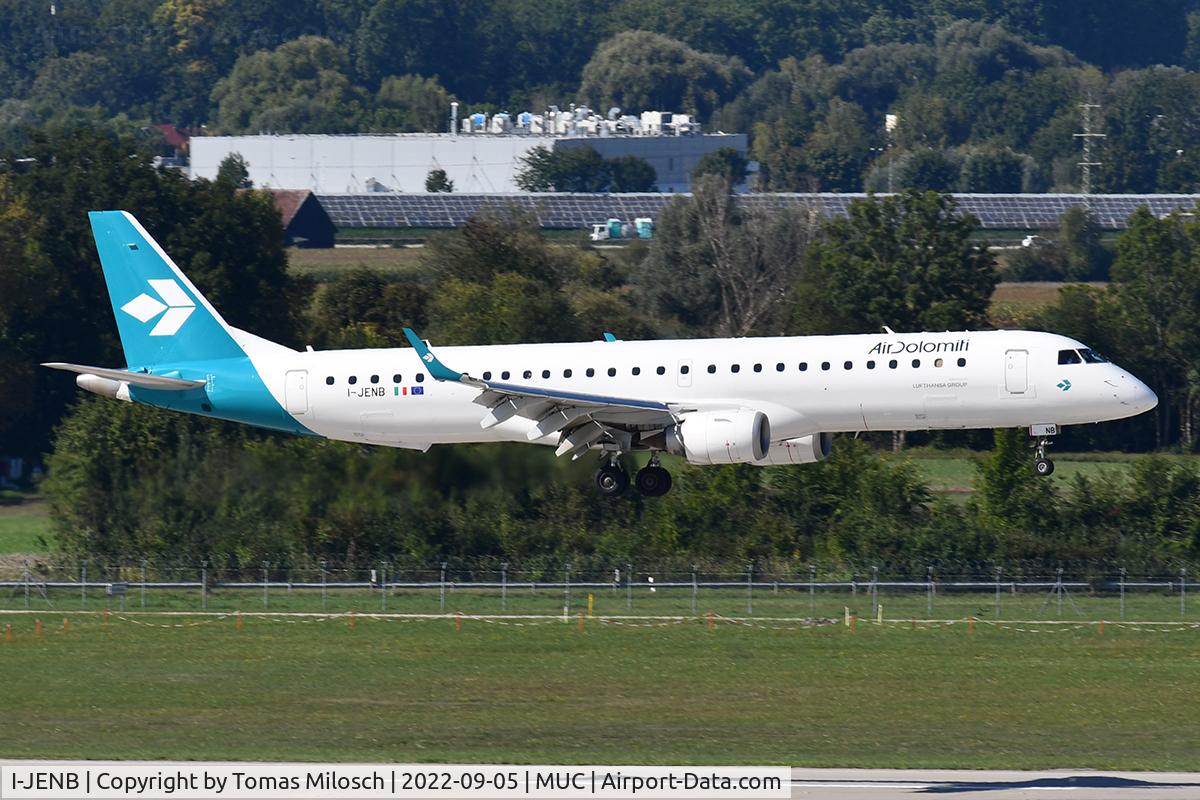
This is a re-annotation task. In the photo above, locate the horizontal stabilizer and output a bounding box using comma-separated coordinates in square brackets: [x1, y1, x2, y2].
[42, 362, 206, 390]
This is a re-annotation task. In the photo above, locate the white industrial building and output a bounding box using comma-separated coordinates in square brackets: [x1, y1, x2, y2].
[188, 108, 747, 193]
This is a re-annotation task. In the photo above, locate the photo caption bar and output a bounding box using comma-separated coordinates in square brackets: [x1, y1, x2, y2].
[0, 763, 789, 799]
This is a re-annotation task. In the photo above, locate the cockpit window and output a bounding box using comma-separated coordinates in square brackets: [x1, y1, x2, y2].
[1079, 348, 1108, 363]
[1058, 349, 1082, 365]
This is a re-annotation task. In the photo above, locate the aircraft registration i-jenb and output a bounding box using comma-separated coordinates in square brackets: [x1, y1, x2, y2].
[45, 211, 1159, 498]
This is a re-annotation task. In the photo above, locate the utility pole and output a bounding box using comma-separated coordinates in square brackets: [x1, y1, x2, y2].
[1074, 102, 1104, 198]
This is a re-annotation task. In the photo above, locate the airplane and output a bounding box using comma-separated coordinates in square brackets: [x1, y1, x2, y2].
[43, 211, 1158, 498]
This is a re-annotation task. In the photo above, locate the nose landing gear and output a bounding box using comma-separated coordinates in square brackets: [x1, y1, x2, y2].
[1030, 424, 1057, 477]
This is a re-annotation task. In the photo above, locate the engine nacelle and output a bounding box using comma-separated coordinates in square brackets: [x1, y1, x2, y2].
[76, 374, 132, 402]
[752, 433, 832, 466]
[665, 409, 770, 465]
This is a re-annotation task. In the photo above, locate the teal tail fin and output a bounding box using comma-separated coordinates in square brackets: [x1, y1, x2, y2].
[89, 211, 246, 368]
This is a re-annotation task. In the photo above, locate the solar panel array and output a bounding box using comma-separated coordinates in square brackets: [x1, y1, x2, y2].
[316, 192, 1200, 231]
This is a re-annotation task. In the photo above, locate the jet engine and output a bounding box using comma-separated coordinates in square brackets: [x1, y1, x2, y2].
[664, 409, 770, 465]
[752, 432, 832, 466]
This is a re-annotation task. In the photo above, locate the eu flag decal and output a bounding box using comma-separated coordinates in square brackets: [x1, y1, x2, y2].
[412, 386, 425, 395]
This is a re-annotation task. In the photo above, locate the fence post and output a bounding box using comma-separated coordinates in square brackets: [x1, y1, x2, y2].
[691, 564, 698, 614]
[140, 559, 147, 609]
[320, 560, 327, 612]
[201, 560, 208, 611]
[926, 566, 934, 619]
[262, 561, 269, 610]
[746, 562, 753, 615]
[994, 565, 1002, 618]
[501, 562, 508, 612]
[23, 559, 30, 610]
[1119, 566, 1126, 621]
[81, 561, 87, 610]
[626, 562, 632, 611]
[439, 561, 447, 612]
[1182, 567, 1187, 618]
[1056, 567, 1064, 618]
[809, 564, 816, 618]
[871, 565, 879, 618]
[564, 563, 572, 613]
[381, 561, 388, 612]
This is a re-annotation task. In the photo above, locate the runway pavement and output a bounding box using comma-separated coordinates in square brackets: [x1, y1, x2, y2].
[790, 768, 1200, 799]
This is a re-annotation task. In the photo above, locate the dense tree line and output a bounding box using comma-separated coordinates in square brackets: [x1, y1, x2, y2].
[6, 3, 1200, 192]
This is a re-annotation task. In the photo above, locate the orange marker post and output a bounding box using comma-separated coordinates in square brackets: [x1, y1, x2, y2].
[236, 610, 243, 631]
[968, 616, 975, 634]
[455, 612, 462, 632]
[850, 614, 857, 632]
[1098, 619, 1105, 636]
[348, 610, 356, 629]
[35, 619, 43, 639]
[578, 611, 585, 632]
[706, 610, 715, 632]
[5, 623, 11, 642]
[101, 609, 109, 626]
[62, 618, 69, 633]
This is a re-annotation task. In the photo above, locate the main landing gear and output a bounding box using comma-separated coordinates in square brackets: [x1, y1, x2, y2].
[1030, 424, 1056, 477]
[594, 455, 673, 498]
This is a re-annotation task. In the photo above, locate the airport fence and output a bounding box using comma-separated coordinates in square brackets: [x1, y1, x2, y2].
[3, 558, 1200, 621]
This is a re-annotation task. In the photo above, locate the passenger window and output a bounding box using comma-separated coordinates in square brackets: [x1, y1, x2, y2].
[586, 368, 595, 377]
[541, 370, 550, 379]
[731, 364, 740, 373]
[889, 360, 898, 369]
[911, 359, 920, 368]
[632, 367, 641, 376]
[370, 374, 379, 384]
[707, 364, 716, 374]
[393, 374, 402, 383]
[821, 362, 830, 371]
[1058, 349, 1082, 365]
[680, 365, 690, 375]
[776, 362, 784, 372]
[416, 373, 424, 382]
[482, 371, 491, 380]
[501, 371, 510, 380]
[866, 360, 875, 369]
[843, 361, 852, 370]
[656, 366, 665, 375]
[325, 376, 334, 385]
[753, 363, 762, 372]
[348, 376, 357, 385]
[934, 358, 944, 367]
[607, 367, 616, 377]
[957, 358, 967, 367]
[564, 369, 572, 378]
[799, 362, 808, 371]
[523, 370, 532, 379]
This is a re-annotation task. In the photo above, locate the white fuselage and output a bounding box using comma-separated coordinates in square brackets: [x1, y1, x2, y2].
[262, 330, 1157, 450]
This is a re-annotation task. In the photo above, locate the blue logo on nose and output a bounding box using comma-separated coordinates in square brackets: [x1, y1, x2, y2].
[1057, 379, 1071, 391]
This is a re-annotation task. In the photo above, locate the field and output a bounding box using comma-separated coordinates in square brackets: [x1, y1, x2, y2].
[0, 610, 1198, 768]
[0, 496, 51, 554]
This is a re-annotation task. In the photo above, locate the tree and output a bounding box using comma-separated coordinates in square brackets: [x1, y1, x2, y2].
[606, 155, 656, 192]
[515, 145, 609, 192]
[691, 147, 748, 184]
[216, 153, 252, 189]
[369, 75, 455, 132]
[959, 147, 1025, 193]
[209, 36, 367, 133]
[578, 31, 751, 121]
[637, 176, 818, 336]
[355, 0, 480, 92]
[901, 149, 960, 191]
[425, 168, 454, 193]
[798, 190, 997, 334]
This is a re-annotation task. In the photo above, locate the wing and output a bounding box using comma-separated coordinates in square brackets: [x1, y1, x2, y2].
[403, 328, 678, 458]
[42, 362, 207, 390]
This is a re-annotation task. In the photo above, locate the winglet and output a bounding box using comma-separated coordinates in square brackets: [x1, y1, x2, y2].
[602, 332, 618, 342]
[402, 328, 463, 382]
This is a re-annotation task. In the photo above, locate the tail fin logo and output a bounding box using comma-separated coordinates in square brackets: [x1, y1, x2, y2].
[120, 279, 196, 337]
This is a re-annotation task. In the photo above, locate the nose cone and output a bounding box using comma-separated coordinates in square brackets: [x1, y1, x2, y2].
[1120, 374, 1158, 415]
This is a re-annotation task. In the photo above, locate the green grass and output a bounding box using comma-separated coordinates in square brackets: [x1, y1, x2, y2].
[0, 497, 52, 554]
[0, 612, 1197, 768]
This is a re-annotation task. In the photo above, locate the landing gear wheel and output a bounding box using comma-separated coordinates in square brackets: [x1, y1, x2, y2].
[1030, 432, 1055, 478]
[594, 463, 629, 496]
[635, 465, 673, 497]
[1034, 458, 1055, 477]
